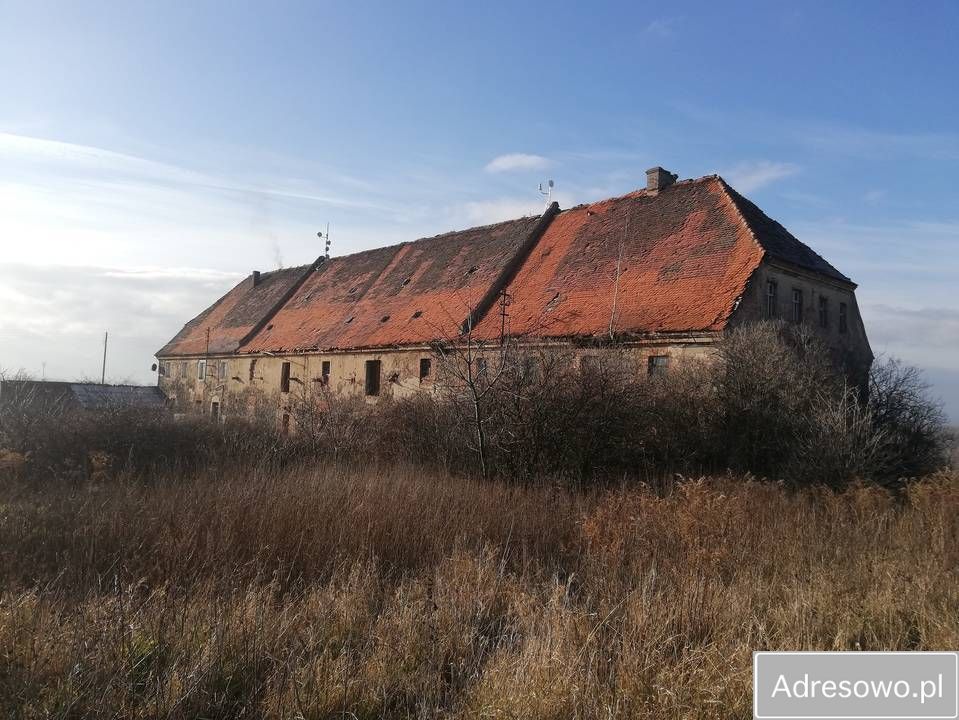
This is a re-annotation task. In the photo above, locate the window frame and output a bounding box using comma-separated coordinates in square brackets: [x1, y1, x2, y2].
[321, 360, 331, 385]
[839, 302, 849, 334]
[792, 288, 804, 324]
[280, 361, 291, 393]
[365, 359, 381, 396]
[766, 279, 778, 318]
[219, 360, 228, 382]
[647, 355, 670, 376]
[197, 359, 206, 381]
[818, 296, 829, 329]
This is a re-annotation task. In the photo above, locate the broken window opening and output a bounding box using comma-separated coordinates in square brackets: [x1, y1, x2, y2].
[210, 401, 220, 423]
[280, 361, 291, 393]
[365, 360, 381, 396]
[648, 355, 670, 376]
[818, 296, 829, 329]
[419, 357, 432, 382]
[766, 280, 778, 318]
[321, 360, 331, 384]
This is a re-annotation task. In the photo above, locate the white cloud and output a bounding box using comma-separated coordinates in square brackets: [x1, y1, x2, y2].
[644, 17, 681, 38]
[724, 160, 800, 193]
[484, 153, 551, 174]
[0, 263, 242, 383]
[463, 198, 543, 225]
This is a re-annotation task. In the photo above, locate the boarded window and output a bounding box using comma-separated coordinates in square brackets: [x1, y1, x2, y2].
[197, 360, 206, 381]
[766, 280, 778, 318]
[792, 288, 804, 323]
[839, 302, 848, 333]
[321, 360, 331, 384]
[280, 362, 291, 393]
[419, 357, 432, 382]
[648, 355, 670, 376]
[819, 296, 829, 328]
[365, 360, 381, 396]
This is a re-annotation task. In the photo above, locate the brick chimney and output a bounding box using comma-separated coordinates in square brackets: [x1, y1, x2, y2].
[646, 166, 678, 192]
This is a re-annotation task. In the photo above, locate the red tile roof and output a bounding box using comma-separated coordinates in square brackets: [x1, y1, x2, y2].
[156, 265, 313, 356]
[474, 176, 767, 339]
[157, 175, 854, 357]
[241, 215, 547, 353]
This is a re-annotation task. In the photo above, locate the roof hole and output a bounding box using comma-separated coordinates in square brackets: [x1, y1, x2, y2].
[402, 277, 411, 286]
[412, 310, 423, 319]
[466, 265, 478, 275]
[380, 315, 390, 323]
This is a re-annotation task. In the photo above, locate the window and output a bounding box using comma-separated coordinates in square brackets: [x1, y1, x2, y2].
[419, 357, 432, 382]
[839, 302, 848, 333]
[280, 362, 291, 393]
[365, 359, 381, 396]
[219, 361, 228, 382]
[766, 280, 778, 318]
[818, 296, 829, 328]
[792, 288, 804, 323]
[321, 360, 331, 385]
[197, 359, 206, 381]
[210, 401, 220, 422]
[476, 357, 488, 377]
[648, 355, 670, 376]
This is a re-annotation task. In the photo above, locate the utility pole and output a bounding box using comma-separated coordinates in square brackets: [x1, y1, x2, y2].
[101, 331, 108, 384]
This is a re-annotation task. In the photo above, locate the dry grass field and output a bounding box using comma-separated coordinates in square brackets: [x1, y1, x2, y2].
[1, 463, 957, 719]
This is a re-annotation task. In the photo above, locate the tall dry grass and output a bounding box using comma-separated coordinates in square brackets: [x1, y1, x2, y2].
[1, 463, 957, 719]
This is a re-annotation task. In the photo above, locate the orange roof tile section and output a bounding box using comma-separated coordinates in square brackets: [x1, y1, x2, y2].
[472, 177, 765, 340]
[158, 175, 853, 357]
[240, 216, 544, 353]
[156, 266, 310, 356]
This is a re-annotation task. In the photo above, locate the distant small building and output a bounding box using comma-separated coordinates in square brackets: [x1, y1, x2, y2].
[156, 168, 873, 423]
[0, 380, 169, 415]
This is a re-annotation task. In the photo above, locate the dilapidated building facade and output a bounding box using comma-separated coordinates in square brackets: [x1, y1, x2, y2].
[156, 169, 872, 422]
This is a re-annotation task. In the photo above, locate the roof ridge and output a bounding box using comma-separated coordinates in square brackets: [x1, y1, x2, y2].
[712, 174, 768, 260]
[718, 177, 854, 285]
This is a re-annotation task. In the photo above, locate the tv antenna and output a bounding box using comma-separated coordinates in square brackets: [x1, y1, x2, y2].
[317, 223, 331, 259]
[538, 179, 554, 207]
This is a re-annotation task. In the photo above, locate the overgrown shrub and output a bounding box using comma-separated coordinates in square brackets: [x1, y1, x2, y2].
[2, 322, 950, 486]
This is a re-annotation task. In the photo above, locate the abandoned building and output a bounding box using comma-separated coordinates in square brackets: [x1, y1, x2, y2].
[156, 168, 872, 422]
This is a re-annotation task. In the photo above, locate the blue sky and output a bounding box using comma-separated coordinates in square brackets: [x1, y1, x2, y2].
[1, 1, 957, 418]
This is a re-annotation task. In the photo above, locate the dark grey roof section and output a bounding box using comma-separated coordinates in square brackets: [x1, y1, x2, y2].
[0, 380, 168, 412]
[721, 179, 854, 285]
[67, 383, 168, 411]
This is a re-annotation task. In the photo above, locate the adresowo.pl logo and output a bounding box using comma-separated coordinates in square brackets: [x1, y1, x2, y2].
[754, 652, 958, 719]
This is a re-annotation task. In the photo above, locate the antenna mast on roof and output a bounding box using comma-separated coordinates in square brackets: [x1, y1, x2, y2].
[538, 179, 554, 209]
[317, 223, 331, 259]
